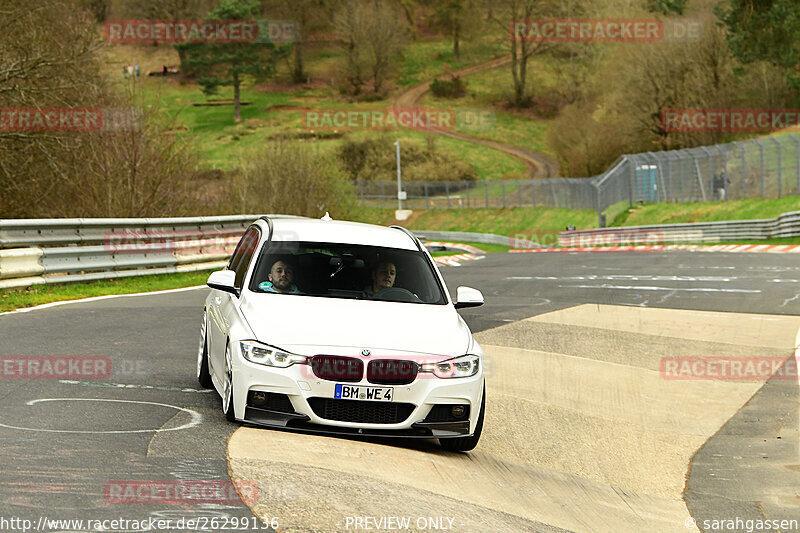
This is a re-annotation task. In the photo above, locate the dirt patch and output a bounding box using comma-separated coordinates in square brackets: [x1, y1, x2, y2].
[268, 105, 312, 112]
[193, 100, 252, 107]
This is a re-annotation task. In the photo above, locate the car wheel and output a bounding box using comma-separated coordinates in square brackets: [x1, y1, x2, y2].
[221, 341, 236, 422]
[197, 312, 213, 389]
[439, 386, 485, 452]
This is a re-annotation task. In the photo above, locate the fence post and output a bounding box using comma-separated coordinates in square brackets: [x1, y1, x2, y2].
[446, 181, 450, 209]
[721, 146, 728, 201]
[485, 180, 489, 208]
[628, 155, 635, 206]
[359, 181, 365, 206]
[753, 139, 764, 197]
[594, 181, 603, 227]
[769, 137, 782, 198]
[733, 141, 746, 199]
[424, 181, 429, 209]
[791, 134, 800, 195]
[466, 182, 470, 208]
[700, 147, 714, 200]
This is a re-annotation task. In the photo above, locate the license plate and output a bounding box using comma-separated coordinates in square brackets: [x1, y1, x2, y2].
[334, 384, 393, 402]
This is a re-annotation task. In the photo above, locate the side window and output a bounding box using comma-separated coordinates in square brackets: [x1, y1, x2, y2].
[229, 227, 260, 289]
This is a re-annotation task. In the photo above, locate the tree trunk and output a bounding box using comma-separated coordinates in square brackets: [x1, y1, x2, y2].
[292, 39, 306, 83]
[517, 48, 528, 107]
[233, 73, 241, 122]
[453, 20, 460, 59]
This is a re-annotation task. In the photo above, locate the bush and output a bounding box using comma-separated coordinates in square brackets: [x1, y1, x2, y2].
[337, 136, 476, 182]
[430, 76, 467, 98]
[227, 140, 356, 218]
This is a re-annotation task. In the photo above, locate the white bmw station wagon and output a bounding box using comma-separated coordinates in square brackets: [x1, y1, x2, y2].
[197, 215, 486, 451]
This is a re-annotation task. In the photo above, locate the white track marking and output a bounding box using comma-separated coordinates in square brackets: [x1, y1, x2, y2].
[0, 398, 202, 434]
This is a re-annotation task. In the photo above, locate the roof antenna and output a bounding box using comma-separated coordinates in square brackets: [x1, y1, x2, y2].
[321, 212, 333, 221]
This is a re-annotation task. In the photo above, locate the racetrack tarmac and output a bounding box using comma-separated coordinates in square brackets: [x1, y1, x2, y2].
[228, 303, 799, 533]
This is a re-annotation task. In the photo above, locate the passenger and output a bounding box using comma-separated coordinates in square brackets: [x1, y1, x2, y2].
[364, 261, 396, 297]
[259, 259, 302, 294]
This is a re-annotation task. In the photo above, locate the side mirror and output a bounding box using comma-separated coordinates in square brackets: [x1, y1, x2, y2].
[454, 286, 484, 309]
[207, 270, 238, 296]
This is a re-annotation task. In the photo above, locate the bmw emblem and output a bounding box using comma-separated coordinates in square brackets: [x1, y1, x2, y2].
[361, 349, 371, 357]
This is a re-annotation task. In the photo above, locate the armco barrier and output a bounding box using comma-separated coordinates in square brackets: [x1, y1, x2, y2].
[0, 217, 525, 289]
[0, 215, 262, 289]
[558, 210, 800, 246]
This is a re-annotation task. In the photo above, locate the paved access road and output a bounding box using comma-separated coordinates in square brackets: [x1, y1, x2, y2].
[0, 250, 797, 532]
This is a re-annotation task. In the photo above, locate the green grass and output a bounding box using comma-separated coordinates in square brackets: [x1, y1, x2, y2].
[398, 38, 502, 88]
[418, 58, 554, 155]
[348, 206, 597, 244]
[0, 270, 214, 313]
[612, 197, 800, 227]
[449, 241, 510, 253]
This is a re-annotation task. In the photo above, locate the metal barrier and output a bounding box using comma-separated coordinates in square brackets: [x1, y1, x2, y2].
[558, 210, 800, 247]
[0, 215, 261, 289]
[0, 217, 525, 289]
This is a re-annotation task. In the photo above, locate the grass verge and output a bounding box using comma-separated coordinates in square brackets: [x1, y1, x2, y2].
[612, 197, 800, 227]
[0, 270, 214, 314]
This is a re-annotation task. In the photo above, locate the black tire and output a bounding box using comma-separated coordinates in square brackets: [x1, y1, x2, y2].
[197, 313, 213, 389]
[439, 385, 485, 452]
[222, 341, 237, 422]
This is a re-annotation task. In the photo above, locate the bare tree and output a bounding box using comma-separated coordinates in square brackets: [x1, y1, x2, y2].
[0, 0, 202, 218]
[335, 0, 407, 97]
[493, 0, 566, 107]
[229, 140, 355, 218]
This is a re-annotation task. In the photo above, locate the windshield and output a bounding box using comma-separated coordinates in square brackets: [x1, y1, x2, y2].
[247, 241, 447, 305]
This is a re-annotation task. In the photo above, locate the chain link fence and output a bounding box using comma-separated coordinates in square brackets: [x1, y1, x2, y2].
[356, 178, 598, 210]
[357, 132, 800, 225]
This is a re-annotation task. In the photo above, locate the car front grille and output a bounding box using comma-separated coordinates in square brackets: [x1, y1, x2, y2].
[366, 359, 418, 385]
[307, 397, 415, 424]
[308, 355, 363, 382]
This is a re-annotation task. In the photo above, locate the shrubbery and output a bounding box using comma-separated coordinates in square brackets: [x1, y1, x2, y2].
[430, 77, 467, 98]
[227, 140, 356, 219]
[338, 136, 476, 182]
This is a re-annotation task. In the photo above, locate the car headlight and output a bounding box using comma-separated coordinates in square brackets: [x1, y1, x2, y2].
[420, 354, 480, 378]
[239, 340, 307, 368]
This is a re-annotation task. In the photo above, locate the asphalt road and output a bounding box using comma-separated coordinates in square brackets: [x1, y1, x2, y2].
[0, 250, 797, 532]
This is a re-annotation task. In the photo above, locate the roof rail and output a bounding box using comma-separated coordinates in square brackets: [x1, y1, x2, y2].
[390, 225, 423, 252]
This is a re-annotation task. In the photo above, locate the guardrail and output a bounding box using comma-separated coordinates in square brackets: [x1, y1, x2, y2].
[0, 217, 528, 290]
[0, 216, 261, 289]
[558, 210, 800, 247]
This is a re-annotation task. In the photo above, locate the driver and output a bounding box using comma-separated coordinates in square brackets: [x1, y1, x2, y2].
[259, 259, 302, 294]
[364, 261, 396, 297]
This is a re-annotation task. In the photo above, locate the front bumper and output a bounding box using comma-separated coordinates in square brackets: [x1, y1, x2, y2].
[231, 354, 484, 438]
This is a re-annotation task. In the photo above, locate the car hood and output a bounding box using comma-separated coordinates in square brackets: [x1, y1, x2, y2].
[239, 293, 471, 357]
